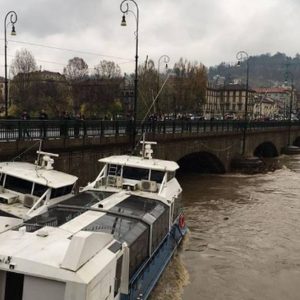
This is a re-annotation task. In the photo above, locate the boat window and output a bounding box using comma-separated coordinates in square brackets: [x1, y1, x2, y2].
[107, 164, 121, 176]
[22, 206, 86, 232]
[4, 175, 33, 195]
[83, 213, 149, 277]
[50, 184, 73, 199]
[150, 170, 164, 183]
[0, 173, 4, 186]
[151, 205, 170, 251]
[61, 190, 113, 207]
[128, 225, 149, 276]
[111, 196, 170, 253]
[167, 172, 175, 181]
[33, 183, 48, 197]
[114, 256, 123, 297]
[173, 196, 181, 221]
[123, 166, 149, 181]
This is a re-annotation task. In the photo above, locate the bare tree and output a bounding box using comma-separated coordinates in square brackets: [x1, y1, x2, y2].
[94, 60, 121, 79]
[137, 59, 158, 117]
[10, 48, 37, 76]
[9, 49, 37, 115]
[63, 57, 89, 113]
[63, 57, 89, 80]
[171, 58, 207, 116]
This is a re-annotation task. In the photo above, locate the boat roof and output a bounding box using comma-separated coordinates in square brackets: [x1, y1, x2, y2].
[99, 155, 179, 172]
[0, 191, 170, 280]
[0, 162, 78, 188]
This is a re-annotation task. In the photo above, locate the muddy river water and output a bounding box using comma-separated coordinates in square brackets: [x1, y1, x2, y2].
[150, 154, 300, 300]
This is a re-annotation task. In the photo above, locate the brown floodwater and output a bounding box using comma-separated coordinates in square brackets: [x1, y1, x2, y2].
[150, 154, 300, 300]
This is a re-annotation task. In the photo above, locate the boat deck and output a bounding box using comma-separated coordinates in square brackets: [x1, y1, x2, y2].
[0, 202, 29, 219]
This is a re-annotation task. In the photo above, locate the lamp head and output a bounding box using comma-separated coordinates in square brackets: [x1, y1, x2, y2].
[236, 60, 241, 67]
[11, 25, 16, 36]
[121, 14, 127, 26]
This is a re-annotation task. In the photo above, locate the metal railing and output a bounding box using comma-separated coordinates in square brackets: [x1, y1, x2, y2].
[0, 119, 298, 141]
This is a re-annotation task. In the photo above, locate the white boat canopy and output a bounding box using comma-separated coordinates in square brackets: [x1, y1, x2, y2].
[99, 155, 179, 172]
[0, 162, 78, 189]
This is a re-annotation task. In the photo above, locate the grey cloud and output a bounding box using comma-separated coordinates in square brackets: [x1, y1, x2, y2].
[1, 0, 300, 76]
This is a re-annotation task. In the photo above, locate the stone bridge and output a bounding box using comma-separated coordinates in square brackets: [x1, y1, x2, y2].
[0, 122, 300, 185]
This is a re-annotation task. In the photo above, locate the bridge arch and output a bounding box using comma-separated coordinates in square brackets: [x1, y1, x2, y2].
[294, 136, 300, 147]
[253, 142, 278, 158]
[177, 151, 225, 174]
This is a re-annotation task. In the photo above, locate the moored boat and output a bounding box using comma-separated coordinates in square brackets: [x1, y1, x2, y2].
[0, 149, 78, 233]
[0, 140, 187, 300]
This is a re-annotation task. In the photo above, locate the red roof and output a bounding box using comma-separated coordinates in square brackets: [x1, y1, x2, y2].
[254, 87, 289, 93]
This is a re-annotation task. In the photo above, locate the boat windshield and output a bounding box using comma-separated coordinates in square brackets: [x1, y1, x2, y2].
[123, 166, 148, 180]
[5, 175, 33, 194]
[50, 185, 74, 199]
[20, 190, 114, 232]
[122, 166, 164, 183]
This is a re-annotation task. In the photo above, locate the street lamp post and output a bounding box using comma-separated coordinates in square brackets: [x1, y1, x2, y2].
[156, 54, 170, 114]
[236, 51, 249, 156]
[156, 55, 170, 114]
[120, 0, 139, 151]
[285, 71, 294, 146]
[4, 11, 17, 118]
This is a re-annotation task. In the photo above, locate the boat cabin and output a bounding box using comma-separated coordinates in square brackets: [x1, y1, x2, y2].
[0, 188, 178, 300]
[85, 142, 180, 197]
[0, 151, 78, 232]
[0, 144, 186, 300]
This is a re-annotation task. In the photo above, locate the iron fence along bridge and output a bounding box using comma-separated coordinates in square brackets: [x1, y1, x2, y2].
[0, 119, 298, 141]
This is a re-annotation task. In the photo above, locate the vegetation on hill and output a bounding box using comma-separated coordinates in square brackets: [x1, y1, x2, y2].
[208, 52, 300, 89]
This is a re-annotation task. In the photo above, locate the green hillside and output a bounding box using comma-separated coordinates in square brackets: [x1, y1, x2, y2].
[208, 52, 300, 89]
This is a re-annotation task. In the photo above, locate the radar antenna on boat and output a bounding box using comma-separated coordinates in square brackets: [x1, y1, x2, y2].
[35, 151, 59, 170]
[140, 134, 157, 159]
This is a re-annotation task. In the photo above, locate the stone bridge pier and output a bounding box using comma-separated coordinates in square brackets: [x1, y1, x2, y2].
[153, 127, 300, 173]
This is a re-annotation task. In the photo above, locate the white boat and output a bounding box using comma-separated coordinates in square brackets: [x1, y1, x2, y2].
[0, 141, 187, 300]
[0, 150, 78, 233]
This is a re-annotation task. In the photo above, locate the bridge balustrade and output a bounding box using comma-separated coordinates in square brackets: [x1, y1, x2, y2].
[0, 119, 298, 141]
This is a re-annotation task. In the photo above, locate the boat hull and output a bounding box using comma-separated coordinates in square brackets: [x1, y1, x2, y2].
[121, 222, 187, 300]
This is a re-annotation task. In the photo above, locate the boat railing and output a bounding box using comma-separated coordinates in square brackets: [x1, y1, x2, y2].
[26, 188, 50, 216]
[158, 173, 168, 194]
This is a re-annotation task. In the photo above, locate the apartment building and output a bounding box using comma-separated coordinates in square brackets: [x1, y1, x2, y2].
[205, 83, 256, 119]
[254, 87, 295, 118]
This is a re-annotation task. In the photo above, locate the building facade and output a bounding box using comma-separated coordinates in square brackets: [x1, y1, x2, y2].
[254, 87, 297, 119]
[205, 84, 256, 120]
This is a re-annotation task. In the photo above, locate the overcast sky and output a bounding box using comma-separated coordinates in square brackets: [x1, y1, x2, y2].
[1, 0, 300, 77]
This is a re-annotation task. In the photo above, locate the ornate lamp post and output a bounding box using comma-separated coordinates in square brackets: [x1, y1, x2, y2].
[120, 0, 139, 151]
[4, 11, 17, 118]
[156, 54, 170, 114]
[236, 50, 249, 156]
[232, 52, 264, 171]
[284, 71, 294, 146]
